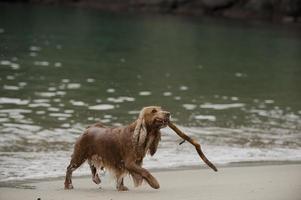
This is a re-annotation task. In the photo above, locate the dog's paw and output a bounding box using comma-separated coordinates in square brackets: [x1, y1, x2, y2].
[92, 174, 101, 185]
[64, 183, 74, 190]
[117, 185, 129, 191]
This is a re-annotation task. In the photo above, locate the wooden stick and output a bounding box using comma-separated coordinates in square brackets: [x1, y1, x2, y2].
[168, 122, 218, 172]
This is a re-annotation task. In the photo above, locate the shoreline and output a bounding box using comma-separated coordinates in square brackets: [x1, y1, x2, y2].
[1, 2, 301, 24]
[1, 160, 300, 188]
[0, 163, 300, 200]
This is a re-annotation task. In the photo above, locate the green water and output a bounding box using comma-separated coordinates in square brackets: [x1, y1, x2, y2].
[1, 5, 301, 126]
[0, 4, 301, 181]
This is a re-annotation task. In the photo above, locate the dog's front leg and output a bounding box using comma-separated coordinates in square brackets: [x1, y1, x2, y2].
[125, 162, 160, 189]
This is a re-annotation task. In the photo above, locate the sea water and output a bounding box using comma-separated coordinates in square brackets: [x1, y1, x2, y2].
[0, 4, 301, 182]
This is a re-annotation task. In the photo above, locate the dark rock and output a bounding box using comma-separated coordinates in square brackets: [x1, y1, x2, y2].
[279, 0, 301, 17]
[1, 0, 300, 23]
[201, 0, 237, 9]
[282, 16, 295, 23]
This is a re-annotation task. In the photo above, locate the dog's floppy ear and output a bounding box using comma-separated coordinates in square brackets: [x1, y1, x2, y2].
[133, 108, 147, 147]
[149, 130, 161, 156]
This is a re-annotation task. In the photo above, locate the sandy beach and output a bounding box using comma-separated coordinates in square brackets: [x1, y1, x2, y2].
[1, 164, 300, 200]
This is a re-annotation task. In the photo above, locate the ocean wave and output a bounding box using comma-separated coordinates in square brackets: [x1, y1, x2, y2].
[0, 126, 300, 182]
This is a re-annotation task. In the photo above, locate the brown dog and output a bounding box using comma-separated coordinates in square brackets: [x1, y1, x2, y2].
[64, 106, 170, 191]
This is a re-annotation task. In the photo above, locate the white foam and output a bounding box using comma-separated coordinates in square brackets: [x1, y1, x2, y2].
[1, 124, 301, 182]
[49, 113, 72, 118]
[34, 61, 49, 66]
[231, 97, 239, 101]
[100, 119, 111, 123]
[3, 85, 20, 90]
[106, 88, 115, 93]
[61, 123, 71, 128]
[200, 103, 245, 110]
[163, 92, 172, 96]
[179, 85, 188, 91]
[29, 103, 50, 108]
[182, 104, 197, 110]
[139, 91, 151, 96]
[265, 100, 275, 104]
[89, 104, 115, 110]
[53, 98, 61, 103]
[64, 110, 74, 114]
[0, 109, 32, 114]
[104, 115, 112, 119]
[2, 123, 41, 132]
[18, 82, 27, 87]
[128, 110, 140, 115]
[35, 92, 56, 97]
[70, 100, 87, 106]
[33, 99, 50, 103]
[56, 91, 66, 96]
[1, 144, 301, 183]
[107, 96, 135, 103]
[11, 63, 20, 70]
[29, 46, 41, 51]
[0, 118, 9, 122]
[61, 79, 70, 83]
[86, 78, 95, 83]
[54, 62, 62, 67]
[0, 97, 29, 105]
[0, 60, 11, 65]
[29, 52, 37, 57]
[36, 111, 46, 115]
[194, 115, 216, 121]
[67, 83, 81, 89]
[48, 87, 56, 91]
[6, 75, 15, 80]
[48, 107, 60, 112]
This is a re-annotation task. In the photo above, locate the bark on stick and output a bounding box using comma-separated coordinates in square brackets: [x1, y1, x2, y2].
[168, 122, 218, 172]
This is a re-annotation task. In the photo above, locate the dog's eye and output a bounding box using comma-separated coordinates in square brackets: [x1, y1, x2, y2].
[151, 109, 157, 113]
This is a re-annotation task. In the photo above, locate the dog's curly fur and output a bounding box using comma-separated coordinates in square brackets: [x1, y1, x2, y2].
[64, 106, 170, 191]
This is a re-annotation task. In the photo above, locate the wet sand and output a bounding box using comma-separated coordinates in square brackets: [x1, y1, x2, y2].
[0, 164, 300, 200]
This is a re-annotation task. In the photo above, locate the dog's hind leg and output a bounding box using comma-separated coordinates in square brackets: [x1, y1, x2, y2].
[116, 174, 128, 191]
[88, 159, 101, 185]
[64, 152, 87, 189]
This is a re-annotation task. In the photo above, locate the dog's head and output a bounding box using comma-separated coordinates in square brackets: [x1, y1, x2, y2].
[140, 106, 170, 129]
[133, 106, 170, 147]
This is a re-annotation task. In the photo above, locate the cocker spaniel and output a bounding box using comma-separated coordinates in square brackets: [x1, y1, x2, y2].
[64, 106, 170, 191]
